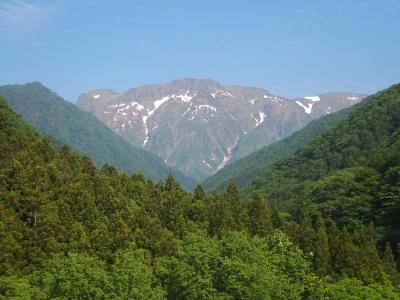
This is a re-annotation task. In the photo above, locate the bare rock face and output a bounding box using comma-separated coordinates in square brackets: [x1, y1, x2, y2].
[77, 79, 365, 181]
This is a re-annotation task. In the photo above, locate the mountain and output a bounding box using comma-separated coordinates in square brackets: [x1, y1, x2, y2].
[0, 82, 197, 190]
[230, 92, 366, 161]
[243, 83, 400, 242]
[203, 103, 360, 191]
[0, 95, 399, 298]
[77, 79, 366, 181]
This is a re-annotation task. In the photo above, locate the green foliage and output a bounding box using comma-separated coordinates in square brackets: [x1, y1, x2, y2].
[313, 278, 400, 300]
[111, 249, 165, 299]
[31, 253, 111, 299]
[245, 83, 400, 249]
[203, 104, 356, 191]
[156, 230, 314, 300]
[0, 83, 197, 190]
[313, 214, 330, 276]
[1, 92, 400, 298]
[247, 194, 273, 237]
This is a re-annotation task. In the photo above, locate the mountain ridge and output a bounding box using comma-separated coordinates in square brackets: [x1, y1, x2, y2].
[77, 78, 366, 180]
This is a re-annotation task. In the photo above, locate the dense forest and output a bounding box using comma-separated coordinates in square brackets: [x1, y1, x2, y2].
[245, 84, 400, 248]
[0, 83, 196, 191]
[0, 83, 400, 299]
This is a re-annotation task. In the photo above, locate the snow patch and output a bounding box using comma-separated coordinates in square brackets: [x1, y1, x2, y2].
[348, 96, 359, 101]
[131, 102, 145, 110]
[198, 104, 216, 112]
[93, 94, 101, 99]
[187, 104, 217, 121]
[117, 105, 130, 112]
[304, 96, 320, 102]
[296, 101, 314, 115]
[217, 137, 239, 171]
[255, 112, 267, 126]
[259, 112, 266, 123]
[153, 96, 171, 110]
[296, 96, 320, 114]
[264, 95, 283, 103]
[176, 91, 194, 103]
[142, 95, 174, 146]
[210, 90, 235, 98]
[202, 160, 212, 169]
[221, 90, 234, 98]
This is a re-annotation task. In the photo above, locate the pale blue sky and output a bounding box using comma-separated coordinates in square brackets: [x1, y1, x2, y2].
[0, 0, 399, 101]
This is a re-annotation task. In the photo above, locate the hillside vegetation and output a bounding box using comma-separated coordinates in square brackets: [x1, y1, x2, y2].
[203, 104, 358, 191]
[0, 83, 196, 190]
[0, 93, 399, 298]
[246, 84, 400, 247]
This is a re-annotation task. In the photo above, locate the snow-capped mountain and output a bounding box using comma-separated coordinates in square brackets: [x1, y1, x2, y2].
[76, 79, 365, 180]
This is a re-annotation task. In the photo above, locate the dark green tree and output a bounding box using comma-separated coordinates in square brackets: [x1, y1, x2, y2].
[313, 214, 330, 275]
[248, 193, 272, 237]
[382, 242, 400, 284]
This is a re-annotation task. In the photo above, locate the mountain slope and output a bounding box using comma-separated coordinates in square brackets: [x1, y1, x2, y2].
[244, 83, 400, 241]
[0, 82, 197, 190]
[203, 103, 360, 191]
[0, 96, 398, 298]
[230, 92, 365, 162]
[77, 79, 365, 180]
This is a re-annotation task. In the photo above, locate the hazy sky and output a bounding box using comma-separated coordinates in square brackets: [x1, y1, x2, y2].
[0, 0, 399, 102]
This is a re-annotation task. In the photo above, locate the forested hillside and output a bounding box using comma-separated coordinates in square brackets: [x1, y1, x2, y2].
[0, 83, 196, 190]
[0, 93, 399, 298]
[203, 104, 358, 191]
[246, 83, 400, 250]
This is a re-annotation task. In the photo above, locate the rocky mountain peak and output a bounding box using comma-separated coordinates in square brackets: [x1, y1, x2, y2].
[76, 79, 365, 181]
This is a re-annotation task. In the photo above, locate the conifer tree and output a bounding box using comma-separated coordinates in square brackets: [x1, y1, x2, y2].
[190, 185, 208, 227]
[313, 214, 330, 276]
[298, 209, 315, 259]
[248, 194, 272, 237]
[355, 223, 385, 283]
[271, 208, 284, 229]
[193, 185, 206, 202]
[224, 181, 248, 231]
[329, 225, 358, 278]
[69, 222, 90, 253]
[382, 242, 400, 284]
[208, 194, 235, 237]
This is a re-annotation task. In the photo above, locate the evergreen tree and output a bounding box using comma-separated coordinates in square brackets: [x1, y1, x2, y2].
[248, 193, 272, 237]
[207, 194, 235, 237]
[297, 209, 315, 259]
[313, 214, 330, 276]
[224, 181, 248, 231]
[189, 185, 208, 228]
[69, 222, 90, 253]
[382, 242, 400, 284]
[356, 223, 385, 283]
[193, 185, 206, 202]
